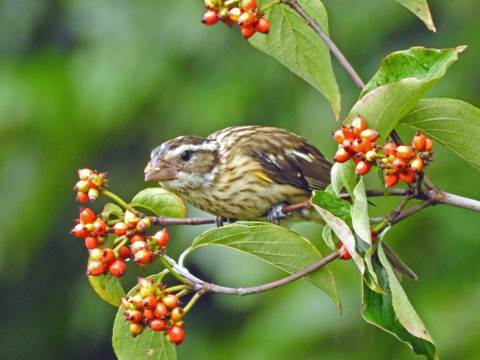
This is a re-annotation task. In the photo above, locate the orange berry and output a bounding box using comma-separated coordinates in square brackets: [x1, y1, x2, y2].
[154, 303, 168, 318]
[352, 138, 372, 154]
[130, 323, 144, 337]
[351, 116, 367, 135]
[154, 229, 170, 248]
[341, 126, 356, 140]
[171, 307, 185, 322]
[168, 326, 185, 345]
[337, 242, 351, 260]
[114, 222, 128, 236]
[254, 17, 270, 34]
[410, 157, 425, 172]
[241, 25, 255, 39]
[84, 236, 99, 249]
[425, 138, 433, 152]
[383, 142, 397, 156]
[109, 260, 127, 278]
[87, 260, 105, 276]
[396, 145, 415, 160]
[384, 173, 399, 188]
[392, 157, 407, 171]
[101, 248, 116, 265]
[202, 9, 219, 26]
[355, 161, 371, 176]
[162, 295, 179, 310]
[241, 0, 257, 11]
[360, 129, 379, 142]
[399, 169, 416, 184]
[412, 132, 427, 152]
[150, 319, 167, 331]
[333, 129, 346, 144]
[334, 147, 351, 163]
[238, 12, 255, 26]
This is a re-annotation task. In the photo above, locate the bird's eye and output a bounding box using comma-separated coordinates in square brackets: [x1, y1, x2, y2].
[180, 150, 192, 161]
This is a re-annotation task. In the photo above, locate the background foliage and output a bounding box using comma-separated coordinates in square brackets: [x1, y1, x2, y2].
[1, 0, 479, 359]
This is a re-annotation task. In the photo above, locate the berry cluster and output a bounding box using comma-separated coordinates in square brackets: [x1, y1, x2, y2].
[121, 278, 186, 345]
[333, 117, 433, 187]
[71, 169, 171, 278]
[202, 0, 270, 39]
[73, 168, 108, 202]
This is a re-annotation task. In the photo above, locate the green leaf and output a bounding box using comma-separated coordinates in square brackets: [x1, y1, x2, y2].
[131, 188, 187, 218]
[311, 190, 351, 225]
[249, 1, 341, 118]
[347, 46, 466, 141]
[351, 178, 371, 245]
[88, 274, 125, 307]
[112, 278, 176, 360]
[362, 242, 437, 359]
[331, 161, 356, 197]
[311, 193, 365, 273]
[187, 221, 340, 309]
[321, 225, 335, 250]
[395, 0, 436, 32]
[401, 98, 480, 172]
[101, 203, 124, 220]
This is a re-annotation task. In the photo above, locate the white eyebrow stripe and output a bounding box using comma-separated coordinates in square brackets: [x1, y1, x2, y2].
[170, 143, 219, 157]
[292, 150, 314, 162]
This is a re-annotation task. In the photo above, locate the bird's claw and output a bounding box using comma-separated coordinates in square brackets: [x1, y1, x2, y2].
[215, 217, 235, 227]
[266, 203, 290, 224]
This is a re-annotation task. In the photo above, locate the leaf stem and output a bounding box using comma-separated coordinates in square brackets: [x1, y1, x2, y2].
[102, 190, 138, 214]
[183, 292, 203, 314]
[261, 0, 282, 12]
[164, 284, 189, 294]
[159, 256, 188, 284]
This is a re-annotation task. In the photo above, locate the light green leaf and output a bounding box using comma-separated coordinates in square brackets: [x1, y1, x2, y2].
[249, 1, 341, 118]
[112, 277, 176, 360]
[101, 203, 123, 220]
[362, 242, 437, 359]
[321, 225, 335, 250]
[131, 188, 187, 218]
[88, 274, 125, 307]
[187, 221, 340, 309]
[347, 46, 466, 141]
[331, 161, 356, 197]
[311, 193, 365, 273]
[395, 0, 436, 32]
[401, 98, 480, 172]
[351, 178, 371, 245]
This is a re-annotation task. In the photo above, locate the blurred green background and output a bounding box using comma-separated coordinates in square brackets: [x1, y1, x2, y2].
[1, 0, 479, 359]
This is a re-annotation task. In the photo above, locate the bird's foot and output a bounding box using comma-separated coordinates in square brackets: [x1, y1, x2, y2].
[215, 217, 235, 227]
[266, 202, 290, 224]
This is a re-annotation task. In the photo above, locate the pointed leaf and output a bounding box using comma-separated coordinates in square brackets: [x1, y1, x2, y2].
[187, 221, 340, 309]
[131, 188, 187, 218]
[395, 0, 436, 32]
[249, 1, 341, 118]
[346, 46, 466, 141]
[362, 242, 437, 359]
[401, 98, 480, 172]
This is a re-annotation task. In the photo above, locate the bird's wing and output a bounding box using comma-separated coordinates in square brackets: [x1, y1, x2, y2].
[226, 126, 332, 191]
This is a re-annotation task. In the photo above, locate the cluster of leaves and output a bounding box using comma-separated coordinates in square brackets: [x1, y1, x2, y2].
[73, 1, 480, 359]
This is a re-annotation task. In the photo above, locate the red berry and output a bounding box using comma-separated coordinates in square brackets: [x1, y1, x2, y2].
[87, 260, 105, 276]
[384, 173, 399, 188]
[337, 242, 351, 260]
[425, 138, 433, 152]
[383, 142, 397, 156]
[84, 236, 99, 249]
[412, 132, 427, 152]
[355, 161, 371, 176]
[72, 223, 89, 238]
[119, 246, 132, 259]
[202, 9, 219, 26]
[130, 234, 145, 243]
[130, 240, 147, 254]
[130, 323, 144, 337]
[134, 249, 152, 265]
[410, 157, 425, 172]
[154, 303, 168, 318]
[150, 319, 167, 331]
[79, 208, 96, 224]
[171, 307, 185, 322]
[352, 138, 372, 154]
[399, 169, 416, 184]
[143, 295, 158, 310]
[333, 129, 345, 144]
[240, 25, 255, 39]
[254, 17, 270, 34]
[114, 222, 128, 236]
[334, 147, 351, 163]
[341, 126, 356, 140]
[238, 12, 255, 26]
[227, 7, 242, 22]
[93, 219, 107, 236]
[131, 294, 144, 309]
[360, 129, 379, 142]
[241, 0, 257, 11]
[392, 157, 407, 171]
[143, 309, 155, 321]
[125, 309, 143, 323]
[162, 294, 179, 310]
[396, 145, 414, 160]
[371, 230, 378, 243]
[76, 192, 89, 203]
[168, 326, 185, 345]
[101, 248, 116, 265]
[154, 229, 170, 248]
[351, 116, 367, 135]
[109, 260, 126, 277]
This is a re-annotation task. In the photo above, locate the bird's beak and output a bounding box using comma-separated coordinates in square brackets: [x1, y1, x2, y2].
[144, 160, 178, 182]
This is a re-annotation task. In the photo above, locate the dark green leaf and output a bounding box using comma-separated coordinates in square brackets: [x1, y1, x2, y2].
[311, 190, 351, 225]
[88, 274, 125, 307]
[401, 98, 480, 172]
[362, 242, 437, 359]
[347, 46, 466, 141]
[395, 0, 436, 32]
[131, 188, 187, 218]
[112, 276, 176, 360]
[187, 221, 340, 309]
[331, 161, 356, 197]
[249, 1, 341, 118]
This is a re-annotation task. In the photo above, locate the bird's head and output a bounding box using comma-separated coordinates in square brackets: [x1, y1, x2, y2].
[144, 135, 219, 192]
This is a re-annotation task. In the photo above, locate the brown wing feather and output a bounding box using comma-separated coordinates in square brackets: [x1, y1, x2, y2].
[214, 126, 331, 192]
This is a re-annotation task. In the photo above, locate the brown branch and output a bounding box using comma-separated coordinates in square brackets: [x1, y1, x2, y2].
[170, 251, 340, 296]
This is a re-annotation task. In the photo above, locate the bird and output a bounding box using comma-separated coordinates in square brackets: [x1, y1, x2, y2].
[144, 125, 331, 222]
[144, 125, 418, 281]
